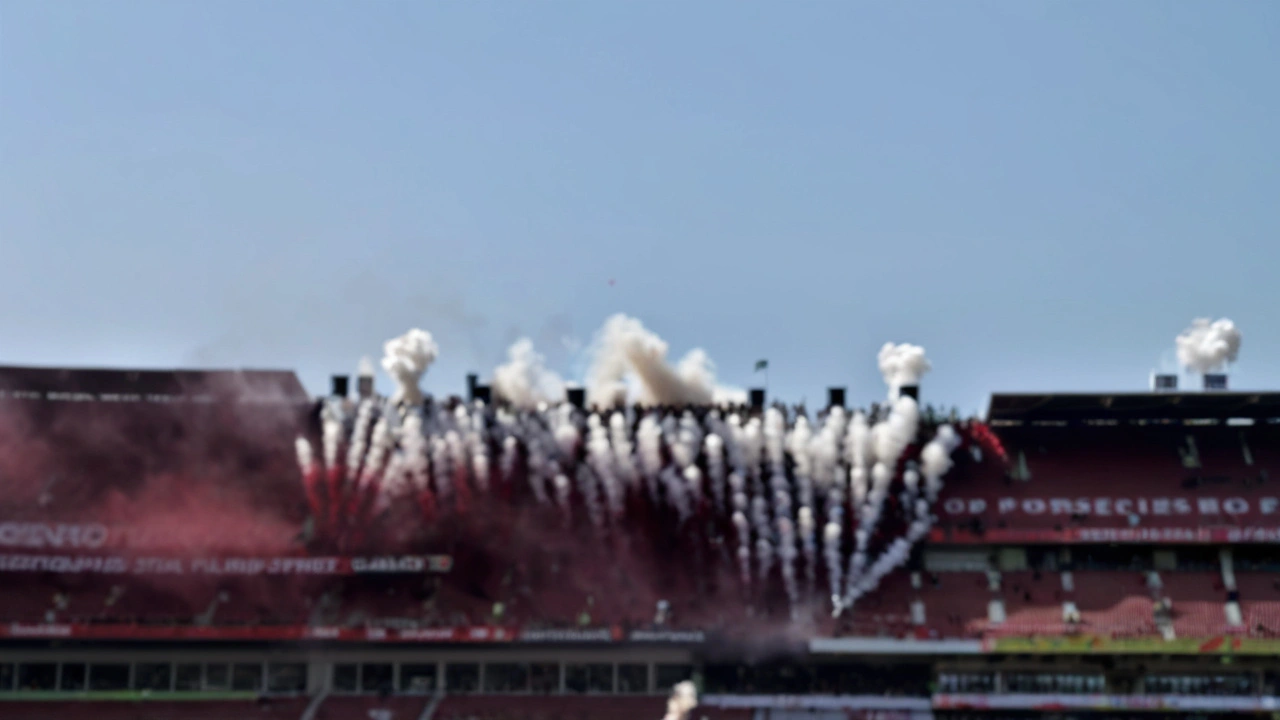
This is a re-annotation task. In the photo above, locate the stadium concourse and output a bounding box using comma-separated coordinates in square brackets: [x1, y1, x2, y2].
[3, 352, 1280, 719]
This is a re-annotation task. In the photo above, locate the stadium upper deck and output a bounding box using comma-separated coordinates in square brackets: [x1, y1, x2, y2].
[935, 391, 1280, 545]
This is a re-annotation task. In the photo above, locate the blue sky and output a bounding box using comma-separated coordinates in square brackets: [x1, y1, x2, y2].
[2, 1, 1277, 413]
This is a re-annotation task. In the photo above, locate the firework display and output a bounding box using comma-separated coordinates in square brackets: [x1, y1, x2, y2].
[293, 319, 997, 618]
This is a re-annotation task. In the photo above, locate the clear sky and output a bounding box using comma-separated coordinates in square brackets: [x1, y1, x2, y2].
[2, 1, 1277, 413]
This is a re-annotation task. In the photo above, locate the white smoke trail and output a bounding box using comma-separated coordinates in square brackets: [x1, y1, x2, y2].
[429, 435, 451, 501]
[798, 506, 816, 596]
[704, 433, 726, 512]
[321, 403, 344, 471]
[822, 520, 843, 608]
[576, 464, 605, 529]
[359, 415, 393, 491]
[1176, 318, 1243, 374]
[661, 680, 699, 720]
[777, 516, 799, 611]
[637, 414, 664, 501]
[552, 473, 572, 524]
[731, 510, 752, 587]
[921, 424, 961, 501]
[586, 414, 624, 520]
[295, 437, 316, 476]
[493, 338, 567, 409]
[500, 435, 519, 481]
[609, 412, 638, 489]
[661, 467, 692, 523]
[381, 329, 439, 406]
[345, 399, 376, 480]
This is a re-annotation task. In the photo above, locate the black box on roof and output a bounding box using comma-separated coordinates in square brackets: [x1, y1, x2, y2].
[828, 387, 846, 409]
[331, 375, 350, 398]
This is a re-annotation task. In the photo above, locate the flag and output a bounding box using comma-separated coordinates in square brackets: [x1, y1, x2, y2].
[754, 359, 768, 372]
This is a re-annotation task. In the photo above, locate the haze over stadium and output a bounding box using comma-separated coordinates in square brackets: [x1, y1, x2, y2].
[3, 1, 1280, 719]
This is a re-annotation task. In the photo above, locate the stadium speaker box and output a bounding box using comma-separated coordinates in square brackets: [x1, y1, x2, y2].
[1151, 374, 1178, 391]
[567, 387, 586, 410]
[466, 373, 479, 402]
[749, 388, 766, 411]
[331, 375, 350, 398]
[357, 375, 375, 399]
[898, 385, 920, 401]
[474, 384, 492, 403]
[1204, 373, 1228, 391]
[827, 387, 846, 409]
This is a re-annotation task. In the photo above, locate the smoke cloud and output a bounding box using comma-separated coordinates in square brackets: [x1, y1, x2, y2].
[1175, 318, 1242, 374]
[585, 314, 744, 408]
[381, 329, 439, 405]
[877, 343, 931, 395]
[493, 338, 567, 409]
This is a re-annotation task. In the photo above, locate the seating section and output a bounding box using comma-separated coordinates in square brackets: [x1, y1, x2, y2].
[919, 573, 990, 638]
[997, 571, 1067, 634]
[315, 696, 428, 720]
[940, 426, 1279, 535]
[0, 699, 310, 720]
[1236, 572, 1280, 637]
[433, 696, 750, 720]
[1159, 572, 1226, 637]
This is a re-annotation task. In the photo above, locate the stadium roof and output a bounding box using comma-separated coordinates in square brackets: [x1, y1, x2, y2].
[987, 391, 1280, 424]
[0, 365, 309, 404]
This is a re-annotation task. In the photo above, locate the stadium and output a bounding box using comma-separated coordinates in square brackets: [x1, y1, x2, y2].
[0, 315, 1275, 720]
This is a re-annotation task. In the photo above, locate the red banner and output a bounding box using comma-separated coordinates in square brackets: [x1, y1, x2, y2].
[931, 526, 1280, 544]
[0, 553, 453, 575]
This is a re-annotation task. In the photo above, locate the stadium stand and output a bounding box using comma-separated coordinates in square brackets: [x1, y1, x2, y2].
[5, 369, 1280, 718]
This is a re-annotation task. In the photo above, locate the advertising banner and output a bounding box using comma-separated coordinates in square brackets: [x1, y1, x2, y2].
[985, 634, 1280, 656]
[0, 553, 452, 575]
[0, 623, 514, 643]
[931, 526, 1280, 544]
[933, 693, 1279, 711]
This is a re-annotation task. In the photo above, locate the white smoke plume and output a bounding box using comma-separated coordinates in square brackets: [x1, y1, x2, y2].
[877, 342, 931, 397]
[822, 520, 843, 606]
[359, 415, 393, 490]
[586, 314, 743, 408]
[609, 412, 638, 489]
[346, 399, 376, 480]
[587, 414, 624, 520]
[381, 329, 439, 406]
[493, 338, 567, 409]
[357, 356, 376, 379]
[704, 433, 727, 511]
[662, 680, 699, 720]
[321, 403, 344, 471]
[294, 437, 316, 475]
[401, 414, 430, 495]
[1175, 318, 1242, 374]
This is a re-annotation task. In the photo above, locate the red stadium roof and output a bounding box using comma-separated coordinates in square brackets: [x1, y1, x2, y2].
[0, 365, 309, 404]
[987, 391, 1280, 424]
